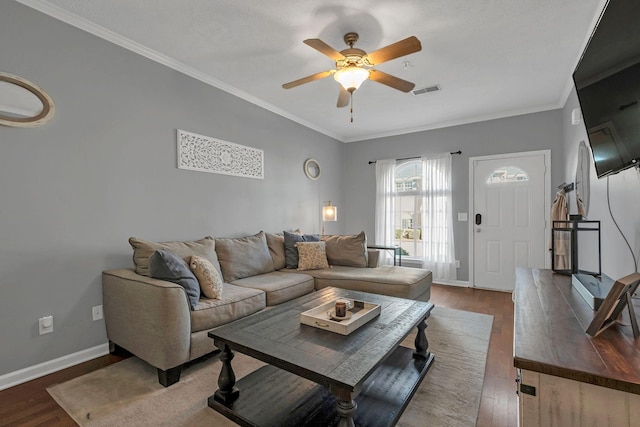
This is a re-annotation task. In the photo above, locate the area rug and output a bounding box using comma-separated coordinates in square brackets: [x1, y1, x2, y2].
[48, 306, 492, 427]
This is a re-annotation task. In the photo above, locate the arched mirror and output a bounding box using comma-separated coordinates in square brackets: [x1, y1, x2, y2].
[575, 140, 591, 217]
[0, 72, 55, 127]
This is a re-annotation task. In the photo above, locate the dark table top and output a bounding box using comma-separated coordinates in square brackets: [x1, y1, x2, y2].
[209, 287, 433, 396]
[514, 268, 640, 394]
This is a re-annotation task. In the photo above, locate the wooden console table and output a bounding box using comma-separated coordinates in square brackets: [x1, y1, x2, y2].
[513, 268, 640, 426]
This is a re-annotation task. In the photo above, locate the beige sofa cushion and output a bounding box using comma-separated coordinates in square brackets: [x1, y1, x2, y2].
[265, 232, 287, 270]
[266, 229, 302, 270]
[321, 231, 368, 268]
[190, 283, 265, 333]
[215, 231, 274, 282]
[303, 265, 432, 300]
[231, 271, 315, 306]
[129, 236, 221, 277]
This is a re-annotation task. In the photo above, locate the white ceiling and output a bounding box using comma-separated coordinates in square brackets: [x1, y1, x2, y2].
[19, 0, 606, 142]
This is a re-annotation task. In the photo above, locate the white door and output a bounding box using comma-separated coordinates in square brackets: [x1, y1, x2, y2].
[471, 151, 549, 291]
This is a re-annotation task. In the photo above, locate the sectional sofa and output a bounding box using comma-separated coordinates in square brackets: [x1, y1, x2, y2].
[102, 230, 432, 386]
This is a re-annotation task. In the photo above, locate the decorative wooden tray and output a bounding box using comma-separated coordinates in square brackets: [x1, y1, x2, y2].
[300, 299, 381, 335]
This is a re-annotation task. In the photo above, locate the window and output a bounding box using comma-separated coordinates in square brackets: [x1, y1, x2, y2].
[375, 155, 456, 281]
[394, 160, 423, 257]
[486, 166, 529, 184]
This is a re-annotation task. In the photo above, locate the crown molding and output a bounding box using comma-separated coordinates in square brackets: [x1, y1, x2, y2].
[342, 102, 564, 143]
[16, 0, 344, 142]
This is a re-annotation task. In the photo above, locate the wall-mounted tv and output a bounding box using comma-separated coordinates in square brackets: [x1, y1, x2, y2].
[573, 0, 640, 178]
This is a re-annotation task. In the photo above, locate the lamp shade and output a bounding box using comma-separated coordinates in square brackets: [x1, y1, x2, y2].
[322, 202, 337, 222]
[333, 67, 369, 92]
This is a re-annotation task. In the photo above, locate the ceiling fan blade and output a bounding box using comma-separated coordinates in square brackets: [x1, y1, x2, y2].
[282, 70, 333, 89]
[369, 70, 415, 92]
[366, 36, 422, 65]
[337, 86, 350, 108]
[303, 39, 345, 61]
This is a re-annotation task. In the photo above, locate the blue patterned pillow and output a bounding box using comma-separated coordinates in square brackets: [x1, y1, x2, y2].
[149, 250, 200, 310]
[283, 231, 320, 269]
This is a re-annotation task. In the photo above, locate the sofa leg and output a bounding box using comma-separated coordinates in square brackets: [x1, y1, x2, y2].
[158, 366, 182, 387]
[108, 340, 132, 357]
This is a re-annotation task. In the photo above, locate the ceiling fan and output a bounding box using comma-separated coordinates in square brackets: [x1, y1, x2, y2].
[282, 32, 422, 121]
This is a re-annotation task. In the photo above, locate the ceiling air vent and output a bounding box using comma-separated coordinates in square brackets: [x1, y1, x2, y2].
[412, 84, 441, 96]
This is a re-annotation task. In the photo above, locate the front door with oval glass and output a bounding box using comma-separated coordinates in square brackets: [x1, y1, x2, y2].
[471, 151, 548, 291]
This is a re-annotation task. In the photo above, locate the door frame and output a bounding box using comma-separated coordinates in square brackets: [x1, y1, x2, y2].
[468, 149, 551, 288]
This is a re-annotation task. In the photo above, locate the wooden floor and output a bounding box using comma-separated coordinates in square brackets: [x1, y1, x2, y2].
[429, 284, 517, 427]
[0, 284, 516, 427]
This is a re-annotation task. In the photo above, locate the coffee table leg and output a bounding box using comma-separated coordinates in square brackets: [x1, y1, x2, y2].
[336, 399, 357, 427]
[214, 344, 240, 405]
[414, 316, 429, 359]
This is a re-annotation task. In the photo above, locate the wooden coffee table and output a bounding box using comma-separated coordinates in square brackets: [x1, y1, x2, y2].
[207, 287, 434, 427]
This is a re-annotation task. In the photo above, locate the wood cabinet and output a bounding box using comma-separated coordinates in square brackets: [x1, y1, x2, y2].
[513, 268, 640, 426]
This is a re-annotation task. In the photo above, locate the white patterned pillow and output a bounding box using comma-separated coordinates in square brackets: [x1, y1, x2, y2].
[190, 255, 223, 299]
[296, 242, 329, 271]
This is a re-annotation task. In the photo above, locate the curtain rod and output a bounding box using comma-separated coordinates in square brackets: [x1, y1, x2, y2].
[368, 150, 462, 165]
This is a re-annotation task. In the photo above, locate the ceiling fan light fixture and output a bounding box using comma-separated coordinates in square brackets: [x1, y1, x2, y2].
[333, 67, 369, 92]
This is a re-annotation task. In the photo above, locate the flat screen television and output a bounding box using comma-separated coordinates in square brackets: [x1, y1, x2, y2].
[573, 0, 640, 178]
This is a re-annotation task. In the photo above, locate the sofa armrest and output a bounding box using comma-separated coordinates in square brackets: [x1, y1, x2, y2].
[102, 269, 192, 371]
[367, 250, 380, 268]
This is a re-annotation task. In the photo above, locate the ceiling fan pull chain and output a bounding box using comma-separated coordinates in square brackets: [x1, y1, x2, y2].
[350, 92, 354, 123]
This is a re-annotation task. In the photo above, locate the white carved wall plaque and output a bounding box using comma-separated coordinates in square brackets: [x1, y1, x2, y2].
[177, 129, 264, 179]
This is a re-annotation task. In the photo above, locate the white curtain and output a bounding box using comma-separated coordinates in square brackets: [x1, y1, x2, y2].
[375, 159, 396, 265]
[421, 153, 457, 281]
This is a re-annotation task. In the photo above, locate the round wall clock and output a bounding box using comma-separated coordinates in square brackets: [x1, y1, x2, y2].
[304, 158, 321, 180]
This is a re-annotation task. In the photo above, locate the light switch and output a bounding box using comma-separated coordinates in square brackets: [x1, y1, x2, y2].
[458, 212, 468, 221]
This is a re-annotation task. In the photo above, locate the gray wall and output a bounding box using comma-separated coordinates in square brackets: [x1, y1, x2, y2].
[0, 1, 578, 378]
[561, 88, 640, 279]
[342, 110, 564, 281]
[0, 2, 343, 375]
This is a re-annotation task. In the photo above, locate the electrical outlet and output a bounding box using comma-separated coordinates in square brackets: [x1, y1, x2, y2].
[455, 260, 460, 268]
[92, 305, 103, 321]
[39, 316, 53, 335]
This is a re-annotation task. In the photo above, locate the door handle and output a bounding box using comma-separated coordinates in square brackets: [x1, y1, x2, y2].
[475, 213, 482, 225]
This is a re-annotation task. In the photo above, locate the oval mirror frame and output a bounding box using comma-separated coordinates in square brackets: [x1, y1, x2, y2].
[575, 140, 591, 217]
[0, 72, 55, 127]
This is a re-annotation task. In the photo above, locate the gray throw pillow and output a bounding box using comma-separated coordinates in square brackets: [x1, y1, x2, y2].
[321, 231, 368, 268]
[266, 229, 301, 270]
[214, 231, 274, 282]
[149, 250, 200, 310]
[129, 236, 221, 277]
[265, 232, 287, 271]
[284, 230, 320, 269]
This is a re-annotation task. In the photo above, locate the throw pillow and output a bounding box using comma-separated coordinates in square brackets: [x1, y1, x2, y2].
[265, 229, 301, 270]
[284, 230, 320, 269]
[265, 232, 287, 270]
[296, 242, 330, 271]
[214, 231, 275, 282]
[149, 250, 200, 310]
[321, 231, 368, 268]
[129, 236, 221, 277]
[190, 255, 223, 299]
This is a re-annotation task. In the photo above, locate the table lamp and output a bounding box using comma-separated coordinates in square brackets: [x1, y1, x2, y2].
[322, 201, 337, 235]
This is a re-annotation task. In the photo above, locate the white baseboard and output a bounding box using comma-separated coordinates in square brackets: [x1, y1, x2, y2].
[0, 343, 110, 391]
[433, 279, 471, 287]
